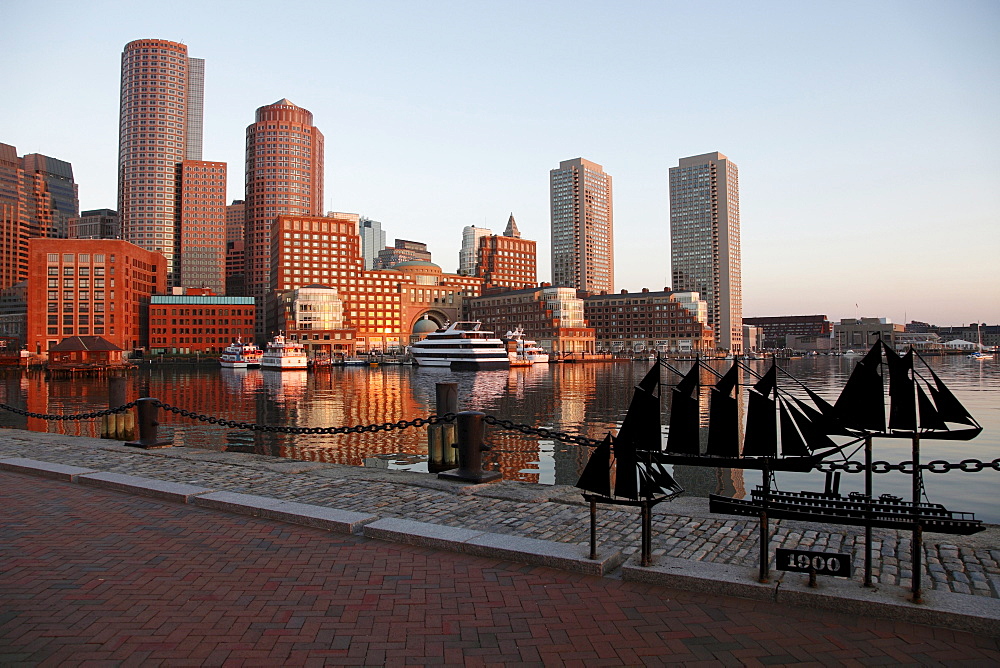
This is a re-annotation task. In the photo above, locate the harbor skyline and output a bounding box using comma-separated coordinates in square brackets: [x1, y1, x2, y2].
[3, 1, 998, 326]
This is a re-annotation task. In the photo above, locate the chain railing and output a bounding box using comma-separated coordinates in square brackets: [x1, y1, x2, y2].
[0, 401, 139, 421]
[1, 399, 998, 474]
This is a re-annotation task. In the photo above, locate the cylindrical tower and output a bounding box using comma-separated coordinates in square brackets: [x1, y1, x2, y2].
[244, 98, 325, 338]
[117, 38, 205, 287]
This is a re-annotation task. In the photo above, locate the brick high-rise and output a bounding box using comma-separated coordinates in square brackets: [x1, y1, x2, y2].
[244, 99, 324, 337]
[117, 38, 209, 288]
[549, 158, 613, 294]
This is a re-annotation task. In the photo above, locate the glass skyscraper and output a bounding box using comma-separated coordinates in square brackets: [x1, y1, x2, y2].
[669, 152, 742, 353]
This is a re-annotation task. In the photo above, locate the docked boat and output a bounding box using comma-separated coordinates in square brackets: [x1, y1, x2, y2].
[968, 323, 993, 359]
[504, 327, 550, 364]
[410, 321, 510, 370]
[260, 333, 308, 370]
[219, 337, 263, 368]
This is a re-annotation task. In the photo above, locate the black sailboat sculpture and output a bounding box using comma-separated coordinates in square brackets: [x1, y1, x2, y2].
[658, 358, 854, 472]
[709, 340, 985, 536]
[576, 362, 684, 503]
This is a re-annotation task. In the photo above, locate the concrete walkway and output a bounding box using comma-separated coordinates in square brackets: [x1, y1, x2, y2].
[1, 430, 999, 658]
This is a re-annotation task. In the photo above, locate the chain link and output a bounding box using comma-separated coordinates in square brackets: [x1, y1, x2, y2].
[0, 401, 139, 421]
[1, 400, 997, 474]
[816, 458, 1000, 473]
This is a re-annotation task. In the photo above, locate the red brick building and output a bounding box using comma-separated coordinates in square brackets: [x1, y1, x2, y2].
[244, 99, 324, 336]
[584, 289, 714, 354]
[475, 215, 537, 290]
[177, 160, 227, 293]
[148, 290, 255, 353]
[26, 238, 166, 355]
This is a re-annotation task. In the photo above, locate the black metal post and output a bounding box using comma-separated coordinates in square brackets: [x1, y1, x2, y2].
[437, 411, 501, 483]
[124, 397, 172, 449]
[589, 500, 597, 560]
[864, 435, 873, 587]
[911, 434, 923, 603]
[640, 501, 651, 567]
[427, 382, 459, 473]
[759, 466, 771, 583]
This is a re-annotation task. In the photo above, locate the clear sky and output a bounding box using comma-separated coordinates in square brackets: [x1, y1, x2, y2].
[4, 0, 998, 326]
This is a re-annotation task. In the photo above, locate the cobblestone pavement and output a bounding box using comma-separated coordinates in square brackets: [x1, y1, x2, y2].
[4, 469, 999, 666]
[2, 430, 999, 601]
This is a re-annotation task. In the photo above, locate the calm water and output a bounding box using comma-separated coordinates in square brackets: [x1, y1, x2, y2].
[2, 356, 998, 522]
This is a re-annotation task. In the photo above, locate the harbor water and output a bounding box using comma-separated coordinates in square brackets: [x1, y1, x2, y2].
[2, 356, 998, 522]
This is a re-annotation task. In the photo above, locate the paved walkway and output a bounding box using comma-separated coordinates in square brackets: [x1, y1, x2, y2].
[4, 468, 999, 666]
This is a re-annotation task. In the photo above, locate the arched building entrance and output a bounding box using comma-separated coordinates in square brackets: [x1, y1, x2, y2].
[409, 311, 449, 344]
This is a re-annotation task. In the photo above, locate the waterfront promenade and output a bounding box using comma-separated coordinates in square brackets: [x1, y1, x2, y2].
[2, 429, 999, 664]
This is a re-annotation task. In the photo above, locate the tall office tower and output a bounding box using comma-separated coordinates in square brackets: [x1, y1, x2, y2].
[72, 209, 120, 239]
[225, 200, 245, 245]
[549, 158, 613, 294]
[118, 38, 206, 287]
[0, 143, 26, 290]
[244, 98, 324, 336]
[21, 154, 79, 239]
[359, 217, 385, 269]
[459, 225, 491, 276]
[669, 151, 742, 353]
[177, 160, 226, 292]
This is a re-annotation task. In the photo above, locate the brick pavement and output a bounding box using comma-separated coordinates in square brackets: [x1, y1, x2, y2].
[3, 470, 999, 666]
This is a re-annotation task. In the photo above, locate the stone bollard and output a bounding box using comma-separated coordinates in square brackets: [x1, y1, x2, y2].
[427, 382, 459, 473]
[437, 410, 501, 483]
[124, 397, 172, 449]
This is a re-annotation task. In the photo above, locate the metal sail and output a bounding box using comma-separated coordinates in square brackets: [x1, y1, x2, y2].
[778, 401, 810, 457]
[925, 366, 978, 427]
[612, 364, 662, 500]
[917, 384, 948, 432]
[640, 458, 684, 498]
[803, 387, 853, 436]
[742, 366, 777, 457]
[885, 347, 917, 432]
[666, 364, 700, 455]
[706, 364, 740, 458]
[789, 396, 843, 454]
[575, 433, 613, 497]
[834, 340, 886, 433]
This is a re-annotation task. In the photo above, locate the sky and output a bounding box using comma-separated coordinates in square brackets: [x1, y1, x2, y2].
[4, 0, 999, 326]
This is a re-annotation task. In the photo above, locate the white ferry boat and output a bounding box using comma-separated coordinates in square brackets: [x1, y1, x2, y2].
[260, 333, 309, 370]
[504, 327, 550, 364]
[219, 337, 263, 368]
[410, 321, 510, 370]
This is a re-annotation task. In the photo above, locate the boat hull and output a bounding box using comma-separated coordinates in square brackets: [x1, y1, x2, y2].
[709, 492, 983, 535]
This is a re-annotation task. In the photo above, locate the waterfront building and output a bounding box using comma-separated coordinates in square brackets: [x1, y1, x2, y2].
[359, 217, 385, 270]
[177, 160, 226, 293]
[743, 324, 763, 352]
[834, 317, 904, 350]
[474, 214, 537, 290]
[269, 214, 482, 353]
[742, 314, 832, 350]
[148, 290, 255, 354]
[72, 209, 120, 240]
[459, 225, 492, 276]
[21, 153, 79, 240]
[550, 158, 613, 294]
[118, 38, 208, 288]
[583, 288, 714, 355]
[375, 239, 431, 269]
[669, 152, 742, 353]
[225, 240, 245, 297]
[244, 98, 325, 336]
[0, 144, 81, 290]
[26, 238, 166, 355]
[463, 285, 595, 355]
[0, 283, 27, 348]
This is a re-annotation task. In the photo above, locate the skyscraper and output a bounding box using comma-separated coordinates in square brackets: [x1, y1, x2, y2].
[459, 225, 491, 276]
[669, 151, 742, 353]
[359, 217, 385, 270]
[474, 214, 537, 290]
[549, 158, 613, 294]
[21, 153, 79, 239]
[117, 38, 207, 287]
[244, 98, 324, 336]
